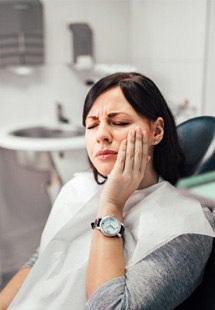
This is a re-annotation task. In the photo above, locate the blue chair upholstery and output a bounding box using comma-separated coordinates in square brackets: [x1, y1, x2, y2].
[176, 116, 215, 309]
[177, 116, 215, 177]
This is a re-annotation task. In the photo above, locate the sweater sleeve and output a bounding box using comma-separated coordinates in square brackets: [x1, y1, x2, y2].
[22, 248, 39, 269]
[86, 233, 213, 310]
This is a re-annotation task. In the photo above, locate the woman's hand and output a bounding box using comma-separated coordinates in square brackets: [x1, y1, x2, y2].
[99, 127, 150, 216]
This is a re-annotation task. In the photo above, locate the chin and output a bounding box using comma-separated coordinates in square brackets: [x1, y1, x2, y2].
[97, 168, 112, 177]
[95, 164, 114, 177]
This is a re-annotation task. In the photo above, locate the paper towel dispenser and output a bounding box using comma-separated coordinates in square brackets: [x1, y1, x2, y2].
[0, 0, 44, 69]
[69, 23, 94, 70]
[68, 22, 136, 85]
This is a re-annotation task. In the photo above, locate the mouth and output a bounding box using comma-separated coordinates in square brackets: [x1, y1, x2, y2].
[96, 150, 118, 160]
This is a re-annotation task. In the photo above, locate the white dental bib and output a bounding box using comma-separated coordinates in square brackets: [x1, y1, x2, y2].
[9, 172, 214, 310]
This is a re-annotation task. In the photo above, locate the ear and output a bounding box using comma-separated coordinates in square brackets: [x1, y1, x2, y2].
[152, 117, 164, 145]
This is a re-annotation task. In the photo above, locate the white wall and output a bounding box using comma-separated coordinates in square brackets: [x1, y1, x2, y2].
[0, 0, 213, 130]
[129, 0, 209, 122]
[204, 0, 215, 115]
[0, 0, 130, 130]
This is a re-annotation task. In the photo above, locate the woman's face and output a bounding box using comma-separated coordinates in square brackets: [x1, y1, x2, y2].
[85, 86, 156, 176]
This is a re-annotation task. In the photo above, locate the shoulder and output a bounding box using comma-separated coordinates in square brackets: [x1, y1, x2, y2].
[57, 171, 100, 205]
[87, 234, 213, 309]
[126, 233, 213, 309]
[202, 206, 215, 229]
[44, 171, 99, 230]
[39, 172, 100, 253]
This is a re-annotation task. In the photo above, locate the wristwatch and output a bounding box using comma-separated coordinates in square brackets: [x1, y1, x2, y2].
[91, 215, 125, 238]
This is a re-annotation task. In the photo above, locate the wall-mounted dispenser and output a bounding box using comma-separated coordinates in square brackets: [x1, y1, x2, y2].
[0, 0, 44, 74]
[68, 22, 136, 85]
[69, 23, 93, 70]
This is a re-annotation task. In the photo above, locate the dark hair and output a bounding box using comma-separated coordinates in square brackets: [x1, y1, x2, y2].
[82, 72, 185, 185]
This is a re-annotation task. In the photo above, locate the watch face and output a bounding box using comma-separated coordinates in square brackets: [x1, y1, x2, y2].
[100, 216, 121, 237]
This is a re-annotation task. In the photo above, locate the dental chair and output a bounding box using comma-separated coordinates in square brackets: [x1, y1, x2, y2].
[175, 116, 215, 309]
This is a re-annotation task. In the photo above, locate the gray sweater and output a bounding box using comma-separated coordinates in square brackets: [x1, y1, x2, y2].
[24, 208, 214, 310]
[86, 233, 213, 309]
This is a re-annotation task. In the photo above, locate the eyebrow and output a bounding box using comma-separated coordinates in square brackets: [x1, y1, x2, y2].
[86, 112, 130, 120]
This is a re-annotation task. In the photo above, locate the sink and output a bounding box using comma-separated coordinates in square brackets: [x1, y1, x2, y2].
[9, 126, 85, 139]
[0, 124, 85, 151]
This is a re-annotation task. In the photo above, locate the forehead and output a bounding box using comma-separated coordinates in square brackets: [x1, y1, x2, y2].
[87, 87, 136, 116]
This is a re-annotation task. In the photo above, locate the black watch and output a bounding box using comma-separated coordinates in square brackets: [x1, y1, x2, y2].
[91, 215, 125, 238]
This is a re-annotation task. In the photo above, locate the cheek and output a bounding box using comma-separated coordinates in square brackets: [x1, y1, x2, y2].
[113, 128, 129, 144]
[146, 128, 155, 146]
[115, 135, 127, 147]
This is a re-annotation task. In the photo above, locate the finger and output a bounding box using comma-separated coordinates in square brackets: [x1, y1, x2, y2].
[124, 129, 135, 173]
[113, 139, 127, 174]
[133, 127, 143, 172]
[139, 131, 149, 174]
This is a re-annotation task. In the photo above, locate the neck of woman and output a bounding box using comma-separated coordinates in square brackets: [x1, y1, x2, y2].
[138, 163, 159, 189]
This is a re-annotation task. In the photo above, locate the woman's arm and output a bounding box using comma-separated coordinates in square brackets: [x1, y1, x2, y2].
[87, 128, 150, 297]
[87, 218, 125, 298]
[0, 268, 30, 310]
[0, 247, 39, 309]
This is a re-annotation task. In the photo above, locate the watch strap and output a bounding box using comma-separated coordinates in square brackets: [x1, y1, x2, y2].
[91, 217, 125, 237]
[91, 218, 101, 230]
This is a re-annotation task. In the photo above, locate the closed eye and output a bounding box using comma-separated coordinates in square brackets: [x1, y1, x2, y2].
[112, 122, 129, 126]
[86, 124, 98, 129]
[86, 121, 129, 129]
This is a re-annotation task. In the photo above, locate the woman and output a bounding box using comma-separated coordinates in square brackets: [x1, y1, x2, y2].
[0, 72, 214, 309]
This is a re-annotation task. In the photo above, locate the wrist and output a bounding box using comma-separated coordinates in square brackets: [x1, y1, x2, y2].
[97, 202, 123, 221]
[91, 215, 125, 238]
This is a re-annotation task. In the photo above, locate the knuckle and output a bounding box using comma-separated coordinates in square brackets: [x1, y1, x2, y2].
[127, 152, 134, 160]
[136, 152, 142, 160]
[118, 157, 124, 163]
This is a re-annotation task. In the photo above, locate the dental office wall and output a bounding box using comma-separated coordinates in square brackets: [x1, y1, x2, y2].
[129, 0, 215, 118]
[0, 0, 214, 131]
[204, 0, 215, 115]
[0, 0, 130, 130]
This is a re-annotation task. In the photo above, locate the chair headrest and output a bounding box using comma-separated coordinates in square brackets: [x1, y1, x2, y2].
[177, 116, 215, 177]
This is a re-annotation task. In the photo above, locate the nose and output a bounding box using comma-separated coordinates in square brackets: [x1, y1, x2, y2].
[96, 123, 112, 144]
